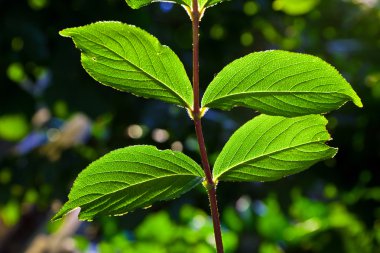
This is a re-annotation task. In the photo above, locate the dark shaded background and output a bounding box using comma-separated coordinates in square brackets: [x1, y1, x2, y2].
[0, 0, 379, 252]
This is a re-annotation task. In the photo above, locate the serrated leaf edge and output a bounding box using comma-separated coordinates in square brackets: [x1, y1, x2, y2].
[60, 21, 193, 109]
[201, 50, 363, 111]
[52, 145, 204, 221]
[212, 115, 337, 181]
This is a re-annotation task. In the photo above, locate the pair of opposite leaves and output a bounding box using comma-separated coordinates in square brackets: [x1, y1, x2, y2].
[53, 18, 362, 221]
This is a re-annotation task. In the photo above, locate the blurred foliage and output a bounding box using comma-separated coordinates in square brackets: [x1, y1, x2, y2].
[272, 0, 320, 15]
[80, 205, 238, 253]
[0, 0, 379, 252]
[0, 114, 29, 141]
[238, 178, 380, 252]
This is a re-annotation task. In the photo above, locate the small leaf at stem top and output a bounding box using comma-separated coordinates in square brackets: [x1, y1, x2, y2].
[60, 21, 193, 109]
[125, 0, 190, 9]
[53, 145, 204, 221]
[202, 50, 362, 117]
[213, 114, 337, 182]
[124, 0, 225, 12]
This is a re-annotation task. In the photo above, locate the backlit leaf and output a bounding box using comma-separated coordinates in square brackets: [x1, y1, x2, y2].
[125, 0, 189, 9]
[202, 50, 362, 116]
[53, 145, 204, 221]
[199, 0, 226, 9]
[125, 0, 224, 11]
[213, 114, 337, 182]
[60, 22, 193, 108]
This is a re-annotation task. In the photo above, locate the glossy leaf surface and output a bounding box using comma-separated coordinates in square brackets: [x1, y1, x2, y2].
[202, 50, 362, 116]
[60, 22, 193, 108]
[53, 145, 204, 221]
[213, 114, 337, 182]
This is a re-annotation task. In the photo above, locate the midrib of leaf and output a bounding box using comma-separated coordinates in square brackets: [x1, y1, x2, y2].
[214, 139, 332, 180]
[83, 179, 185, 217]
[131, 148, 203, 175]
[76, 165, 200, 187]
[73, 174, 201, 207]
[72, 30, 190, 108]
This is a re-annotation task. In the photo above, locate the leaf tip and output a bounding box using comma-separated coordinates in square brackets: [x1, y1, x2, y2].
[58, 29, 71, 38]
[345, 89, 363, 108]
[332, 147, 339, 157]
[353, 96, 363, 108]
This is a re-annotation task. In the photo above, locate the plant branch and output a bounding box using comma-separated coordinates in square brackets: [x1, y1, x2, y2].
[191, 1, 224, 252]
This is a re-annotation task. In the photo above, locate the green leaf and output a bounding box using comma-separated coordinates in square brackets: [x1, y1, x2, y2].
[60, 21, 193, 108]
[124, 0, 223, 11]
[199, 0, 226, 9]
[53, 145, 204, 221]
[125, 0, 189, 9]
[202, 50, 362, 117]
[213, 114, 337, 182]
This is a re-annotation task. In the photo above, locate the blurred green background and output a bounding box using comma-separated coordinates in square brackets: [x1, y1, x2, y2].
[0, 0, 379, 252]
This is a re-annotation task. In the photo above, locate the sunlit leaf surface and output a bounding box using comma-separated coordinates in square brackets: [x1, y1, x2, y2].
[202, 50, 362, 116]
[53, 145, 204, 221]
[213, 114, 337, 182]
[60, 22, 193, 108]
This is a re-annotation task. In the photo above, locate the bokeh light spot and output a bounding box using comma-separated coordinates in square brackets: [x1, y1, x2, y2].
[11, 37, 24, 51]
[171, 141, 183, 151]
[127, 124, 144, 139]
[210, 24, 225, 40]
[185, 136, 198, 151]
[240, 32, 254, 47]
[32, 107, 51, 127]
[47, 128, 61, 142]
[159, 2, 173, 13]
[1, 201, 20, 227]
[191, 214, 206, 230]
[236, 196, 251, 213]
[152, 128, 169, 143]
[244, 1, 259, 16]
[0, 169, 12, 184]
[324, 184, 337, 199]
[28, 0, 48, 10]
[54, 100, 69, 119]
[7, 63, 26, 83]
[0, 114, 29, 141]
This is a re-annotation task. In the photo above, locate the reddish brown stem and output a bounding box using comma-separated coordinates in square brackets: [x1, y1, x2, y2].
[191, 1, 224, 252]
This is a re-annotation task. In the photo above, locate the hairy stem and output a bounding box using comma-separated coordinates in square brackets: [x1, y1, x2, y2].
[191, 1, 224, 252]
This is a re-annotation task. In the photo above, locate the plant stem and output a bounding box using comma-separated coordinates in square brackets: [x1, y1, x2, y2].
[191, 1, 224, 252]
